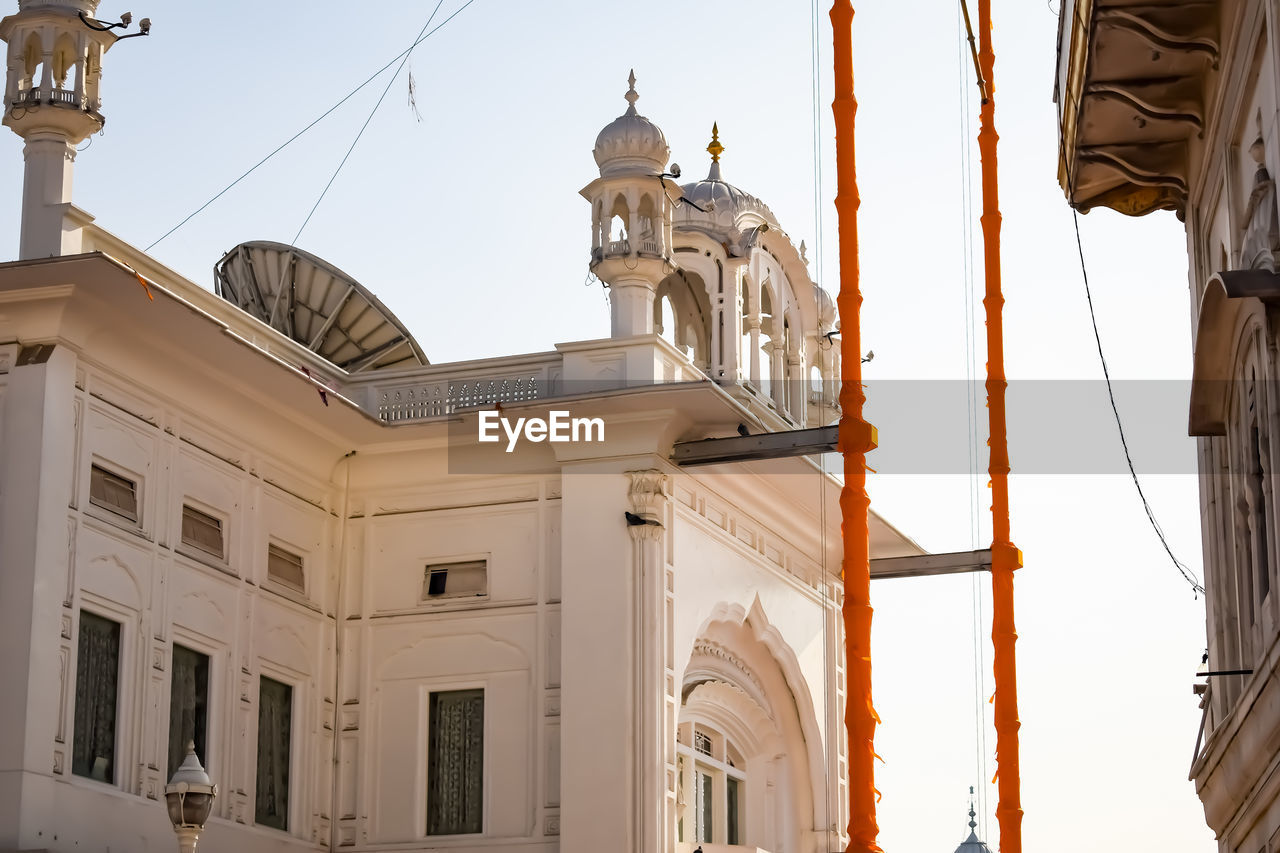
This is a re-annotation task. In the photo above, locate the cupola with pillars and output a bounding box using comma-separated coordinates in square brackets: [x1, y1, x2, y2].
[580, 71, 678, 338]
[582, 73, 841, 428]
[1, 0, 138, 259]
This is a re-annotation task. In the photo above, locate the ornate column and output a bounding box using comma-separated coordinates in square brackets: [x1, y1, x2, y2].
[769, 341, 786, 409]
[746, 314, 762, 386]
[787, 352, 805, 424]
[626, 469, 674, 853]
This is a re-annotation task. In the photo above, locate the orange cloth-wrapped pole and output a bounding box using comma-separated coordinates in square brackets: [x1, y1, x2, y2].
[976, 1, 1025, 850]
[831, 2, 881, 852]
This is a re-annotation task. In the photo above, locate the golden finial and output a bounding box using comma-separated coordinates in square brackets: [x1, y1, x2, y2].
[707, 122, 724, 163]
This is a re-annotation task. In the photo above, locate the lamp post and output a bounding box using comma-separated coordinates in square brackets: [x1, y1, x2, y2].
[165, 742, 217, 853]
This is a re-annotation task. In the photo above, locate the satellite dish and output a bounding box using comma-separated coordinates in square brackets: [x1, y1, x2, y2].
[214, 241, 427, 373]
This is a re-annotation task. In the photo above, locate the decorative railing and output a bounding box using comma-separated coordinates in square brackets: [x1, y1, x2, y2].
[607, 239, 631, 255]
[639, 239, 660, 255]
[11, 86, 81, 108]
[11, 87, 39, 106]
[373, 363, 557, 423]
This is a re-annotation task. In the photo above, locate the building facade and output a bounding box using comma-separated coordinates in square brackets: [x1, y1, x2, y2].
[0, 3, 921, 852]
[1058, 1, 1280, 850]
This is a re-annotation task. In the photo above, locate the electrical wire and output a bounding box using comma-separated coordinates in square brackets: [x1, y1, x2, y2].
[1054, 83, 1204, 597]
[956, 1, 989, 837]
[1069, 208, 1205, 595]
[810, 8, 835, 849]
[292, 0, 450, 243]
[146, 0, 477, 252]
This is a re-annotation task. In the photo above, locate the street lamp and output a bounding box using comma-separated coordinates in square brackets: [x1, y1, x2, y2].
[165, 742, 217, 853]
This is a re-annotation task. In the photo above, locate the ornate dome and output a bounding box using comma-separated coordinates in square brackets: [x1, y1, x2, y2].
[813, 282, 837, 329]
[679, 124, 778, 227]
[593, 70, 669, 178]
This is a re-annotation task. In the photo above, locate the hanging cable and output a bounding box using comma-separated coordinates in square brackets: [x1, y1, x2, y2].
[146, 0, 478, 251]
[955, 0, 989, 838]
[293, 0, 452, 244]
[1054, 65, 1205, 597]
[1069, 210, 1205, 595]
[811, 2, 834, 851]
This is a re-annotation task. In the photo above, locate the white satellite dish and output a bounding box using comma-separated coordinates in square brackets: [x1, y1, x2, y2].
[214, 241, 427, 373]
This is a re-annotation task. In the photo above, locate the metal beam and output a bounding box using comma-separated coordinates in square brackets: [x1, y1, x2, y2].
[870, 548, 992, 580]
[671, 425, 837, 466]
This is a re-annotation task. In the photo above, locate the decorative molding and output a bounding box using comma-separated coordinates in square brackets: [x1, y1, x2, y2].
[688, 638, 768, 707]
[626, 469, 669, 540]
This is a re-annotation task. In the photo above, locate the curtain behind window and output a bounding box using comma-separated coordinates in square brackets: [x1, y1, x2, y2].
[256, 676, 292, 830]
[73, 611, 120, 783]
[168, 645, 209, 779]
[427, 689, 484, 835]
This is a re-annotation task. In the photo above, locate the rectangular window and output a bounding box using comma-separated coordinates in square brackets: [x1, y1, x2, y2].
[727, 776, 740, 845]
[427, 688, 484, 835]
[168, 645, 210, 780]
[181, 505, 224, 560]
[73, 611, 120, 783]
[89, 464, 138, 523]
[423, 560, 487, 600]
[255, 676, 292, 831]
[696, 771, 713, 843]
[267, 544, 305, 592]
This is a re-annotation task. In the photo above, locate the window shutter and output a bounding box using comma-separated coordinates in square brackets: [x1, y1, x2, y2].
[181, 505, 224, 559]
[255, 677, 292, 830]
[267, 544, 306, 592]
[73, 611, 120, 783]
[427, 689, 484, 835]
[168, 645, 210, 780]
[89, 465, 138, 522]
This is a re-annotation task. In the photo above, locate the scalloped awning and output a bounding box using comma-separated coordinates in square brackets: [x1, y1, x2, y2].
[1055, 0, 1220, 219]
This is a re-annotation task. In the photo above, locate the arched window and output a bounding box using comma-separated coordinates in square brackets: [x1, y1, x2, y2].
[21, 32, 42, 95]
[658, 294, 678, 350]
[676, 721, 745, 845]
[608, 194, 629, 252]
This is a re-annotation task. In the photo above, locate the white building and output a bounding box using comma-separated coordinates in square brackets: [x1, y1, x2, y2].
[1059, 1, 1280, 850]
[0, 2, 922, 852]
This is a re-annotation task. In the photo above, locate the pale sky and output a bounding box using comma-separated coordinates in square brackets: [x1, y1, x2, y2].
[0, 1, 1214, 850]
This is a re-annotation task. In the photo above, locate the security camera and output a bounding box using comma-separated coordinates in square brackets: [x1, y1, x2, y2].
[139, 17, 151, 33]
[668, 163, 681, 178]
[120, 11, 132, 24]
[704, 201, 715, 211]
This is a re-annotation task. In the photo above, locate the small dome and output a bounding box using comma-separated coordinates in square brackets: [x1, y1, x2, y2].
[17, 0, 100, 12]
[593, 70, 669, 178]
[953, 829, 994, 853]
[813, 283, 837, 328]
[679, 124, 778, 227]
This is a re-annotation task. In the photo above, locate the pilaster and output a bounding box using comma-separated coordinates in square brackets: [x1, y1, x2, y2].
[0, 344, 78, 848]
[559, 460, 673, 853]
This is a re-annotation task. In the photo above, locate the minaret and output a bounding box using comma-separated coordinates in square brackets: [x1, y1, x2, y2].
[1, 1, 123, 259]
[580, 71, 676, 337]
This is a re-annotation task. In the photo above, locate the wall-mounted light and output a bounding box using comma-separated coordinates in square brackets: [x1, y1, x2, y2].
[79, 10, 153, 40]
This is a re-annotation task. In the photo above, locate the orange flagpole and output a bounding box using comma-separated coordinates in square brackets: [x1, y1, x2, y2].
[831, 2, 881, 852]
[976, 1, 1025, 850]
